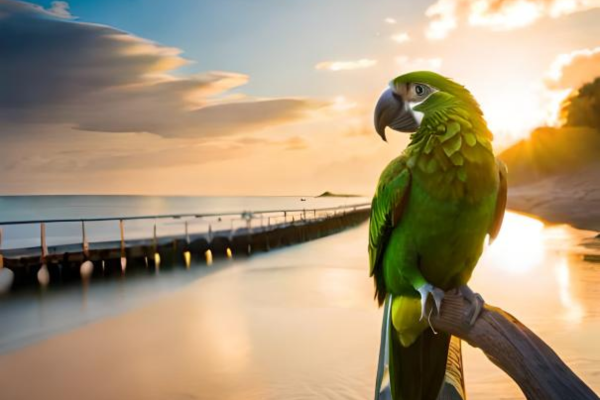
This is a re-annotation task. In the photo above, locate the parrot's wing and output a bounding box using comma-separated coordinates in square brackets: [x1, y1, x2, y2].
[488, 158, 508, 242]
[369, 155, 412, 306]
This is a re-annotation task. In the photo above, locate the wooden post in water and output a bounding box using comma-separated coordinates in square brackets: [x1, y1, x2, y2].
[38, 223, 50, 286]
[153, 221, 160, 269]
[119, 219, 127, 273]
[80, 221, 93, 279]
[0, 228, 14, 293]
[81, 221, 89, 258]
[429, 291, 599, 400]
[0, 228, 3, 269]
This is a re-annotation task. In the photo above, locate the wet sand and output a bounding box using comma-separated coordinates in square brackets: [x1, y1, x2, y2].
[0, 213, 599, 399]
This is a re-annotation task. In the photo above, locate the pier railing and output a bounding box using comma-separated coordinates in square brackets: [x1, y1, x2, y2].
[0, 202, 371, 251]
[0, 202, 371, 290]
[0, 203, 371, 227]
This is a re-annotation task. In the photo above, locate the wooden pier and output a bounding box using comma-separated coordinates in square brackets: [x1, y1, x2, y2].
[0, 203, 370, 289]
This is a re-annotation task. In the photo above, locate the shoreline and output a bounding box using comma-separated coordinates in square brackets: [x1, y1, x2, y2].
[507, 164, 600, 234]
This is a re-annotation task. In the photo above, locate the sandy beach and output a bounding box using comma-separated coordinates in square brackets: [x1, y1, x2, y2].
[507, 163, 600, 233]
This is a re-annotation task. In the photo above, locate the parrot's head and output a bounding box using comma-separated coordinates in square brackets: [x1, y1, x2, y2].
[374, 70, 480, 141]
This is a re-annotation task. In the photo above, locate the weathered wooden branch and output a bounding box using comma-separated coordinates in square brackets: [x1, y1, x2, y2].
[430, 291, 599, 400]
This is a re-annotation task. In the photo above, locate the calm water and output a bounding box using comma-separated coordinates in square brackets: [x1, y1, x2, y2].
[0, 207, 598, 399]
[0, 195, 368, 249]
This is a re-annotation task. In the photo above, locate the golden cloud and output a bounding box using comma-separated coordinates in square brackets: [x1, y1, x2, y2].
[425, 0, 600, 39]
[545, 46, 600, 90]
[315, 59, 377, 71]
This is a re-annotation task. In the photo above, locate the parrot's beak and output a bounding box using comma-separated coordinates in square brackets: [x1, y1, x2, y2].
[374, 87, 420, 141]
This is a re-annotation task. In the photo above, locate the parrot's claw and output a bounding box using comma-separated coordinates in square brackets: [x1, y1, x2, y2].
[417, 283, 445, 321]
[459, 285, 485, 326]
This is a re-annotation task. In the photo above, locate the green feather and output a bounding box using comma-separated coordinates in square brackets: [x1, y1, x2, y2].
[442, 135, 462, 157]
[464, 132, 477, 147]
[450, 152, 464, 166]
[424, 136, 437, 154]
[440, 121, 460, 142]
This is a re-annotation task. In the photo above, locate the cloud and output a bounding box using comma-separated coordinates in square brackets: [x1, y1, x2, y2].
[394, 56, 443, 73]
[425, 0, 459, 40]
[48, 1, 71, 18]
[391, 32, 411, 44]
[331, 96, 358, 112]
[384, 17, 397, 24]
[0, 0, 323, 139]
[545, 46, 600, 90]
[315, 59, 377, 71]
[282, 136, 309, 151]
[425, 0, 600, 39]
[233, 135, 308, 151]
[537, 46, 600, 125]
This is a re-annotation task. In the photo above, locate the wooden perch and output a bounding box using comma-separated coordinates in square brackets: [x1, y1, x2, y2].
[430, 291, 599, 400]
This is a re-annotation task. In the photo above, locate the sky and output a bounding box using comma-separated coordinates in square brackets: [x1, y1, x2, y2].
[1, 0, 600, 195]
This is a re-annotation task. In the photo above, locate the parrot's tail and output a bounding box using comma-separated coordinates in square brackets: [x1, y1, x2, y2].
[388, 323, 451, 400]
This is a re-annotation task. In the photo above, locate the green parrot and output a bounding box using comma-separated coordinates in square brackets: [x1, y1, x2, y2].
[369, 71, 507, 400]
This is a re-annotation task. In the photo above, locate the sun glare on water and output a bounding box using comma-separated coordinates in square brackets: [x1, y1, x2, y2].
[484, 212, 546, 274]
[477, 212, 587, 325]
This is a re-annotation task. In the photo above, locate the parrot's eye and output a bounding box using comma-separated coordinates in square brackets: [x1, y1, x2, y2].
[414, 84, 431, 97]
[406, 83, 434, 102]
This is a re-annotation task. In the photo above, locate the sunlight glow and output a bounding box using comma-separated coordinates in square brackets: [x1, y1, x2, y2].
[486, 212, 545, 274]
[478, 81, 562, 145]
[391, 32, 411, 44]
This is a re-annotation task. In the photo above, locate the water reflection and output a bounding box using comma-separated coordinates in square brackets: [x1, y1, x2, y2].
[484, 212, 546, 274]
[183, 251, 191, 268]
[555, 259, 584, 324]
[477, 212, 591, 325]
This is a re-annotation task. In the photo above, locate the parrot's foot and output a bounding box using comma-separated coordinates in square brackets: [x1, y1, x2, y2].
[417, 283, 445, 322]
[459, 285, 485, 326]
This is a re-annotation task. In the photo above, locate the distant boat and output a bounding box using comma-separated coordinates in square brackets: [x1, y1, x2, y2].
[300, 198, 307, 201]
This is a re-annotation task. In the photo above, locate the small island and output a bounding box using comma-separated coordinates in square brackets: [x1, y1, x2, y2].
[317, 191, 361, 198]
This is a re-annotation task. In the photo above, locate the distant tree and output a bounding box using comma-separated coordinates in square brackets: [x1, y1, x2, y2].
[560, 77, 600, 131]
